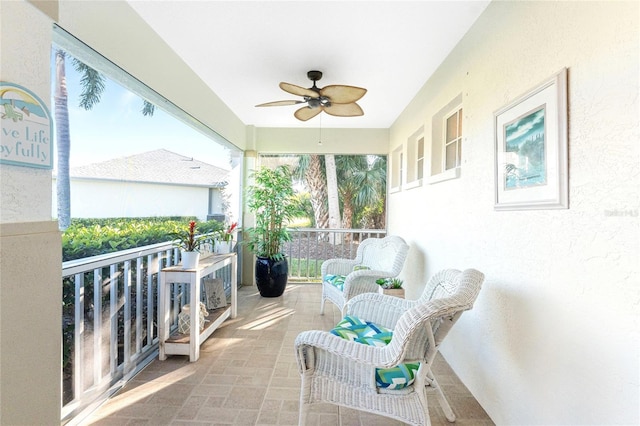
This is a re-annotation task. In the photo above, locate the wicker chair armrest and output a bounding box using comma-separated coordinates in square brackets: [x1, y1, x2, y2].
[321, 258, 358, 277]
[295, 330, 392, 367]
[345, 292, 416, 329]
[341, 270, 388, 298]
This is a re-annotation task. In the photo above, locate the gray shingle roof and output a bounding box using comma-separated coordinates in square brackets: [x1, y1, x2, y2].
[70, 149, 229, 187]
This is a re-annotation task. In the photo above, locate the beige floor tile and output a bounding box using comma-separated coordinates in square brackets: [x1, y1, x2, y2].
[81, 283, 493, 426]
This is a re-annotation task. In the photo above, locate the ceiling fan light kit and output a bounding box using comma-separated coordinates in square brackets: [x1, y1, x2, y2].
[256, 70, 367, 121]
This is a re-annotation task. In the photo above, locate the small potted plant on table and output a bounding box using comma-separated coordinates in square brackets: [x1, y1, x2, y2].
[216, 222, 237, 254]
[376, 277, 405, 298]
[171, 220, 206, 269]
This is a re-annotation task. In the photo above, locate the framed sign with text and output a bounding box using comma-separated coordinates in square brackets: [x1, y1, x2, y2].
[0, 81, 53, 169]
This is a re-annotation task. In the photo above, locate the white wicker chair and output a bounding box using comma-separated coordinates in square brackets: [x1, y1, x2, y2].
[320, 235, 409, 315]
[296, 268, 485, 426]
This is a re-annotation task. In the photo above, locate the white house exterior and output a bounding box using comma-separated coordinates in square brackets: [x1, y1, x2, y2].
[52, 149, 229, 220]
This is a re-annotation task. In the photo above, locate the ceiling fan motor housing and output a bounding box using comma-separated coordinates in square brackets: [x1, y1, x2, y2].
[307, 70, 323, 82]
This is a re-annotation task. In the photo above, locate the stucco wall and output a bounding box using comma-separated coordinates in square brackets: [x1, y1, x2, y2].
[388, 1, 639, 424]
[52, 178, 222, 220]
[0, 2, 62, 424]
[0, 0, 54, 224]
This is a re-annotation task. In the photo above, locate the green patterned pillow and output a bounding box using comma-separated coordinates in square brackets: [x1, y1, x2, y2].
[330, 316, 420, 389]
[324, 274, 346, 291]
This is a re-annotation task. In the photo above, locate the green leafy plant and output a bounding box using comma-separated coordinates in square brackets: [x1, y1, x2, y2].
[244, 165, 298, 261]
[170, 220, 206, 252]
[376, 277, 403, 289]
[62, 217, 224, 261]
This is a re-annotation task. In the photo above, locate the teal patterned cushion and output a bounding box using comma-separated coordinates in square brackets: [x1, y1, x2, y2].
[330, 316, 420, 389]
[324, 274, 346, 291]
[331, 316, 392, 346]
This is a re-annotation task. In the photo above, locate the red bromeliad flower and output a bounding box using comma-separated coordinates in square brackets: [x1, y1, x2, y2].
[223, 222, 238, 241]
[171, 220, 202, 252]
[187, 221, 197, 249]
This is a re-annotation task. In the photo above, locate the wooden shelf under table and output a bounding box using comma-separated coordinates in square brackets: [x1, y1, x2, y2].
[165, 306, 230, 344]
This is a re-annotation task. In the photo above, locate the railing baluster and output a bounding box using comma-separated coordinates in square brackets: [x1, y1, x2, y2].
[305, 229, 310, 279]
[124, 260, 131, 371]
[136, 257, 143, 355]
[147, 253, 157, 347]
[109, 264, 117, 374]
[93, 268, 102, 386]
[74, 273, 84, 401]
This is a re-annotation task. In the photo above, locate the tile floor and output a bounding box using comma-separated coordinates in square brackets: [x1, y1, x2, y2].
[83, 283, 493, 425]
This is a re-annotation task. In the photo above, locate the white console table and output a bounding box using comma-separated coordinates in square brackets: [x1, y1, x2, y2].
[158, 253, 237, 362]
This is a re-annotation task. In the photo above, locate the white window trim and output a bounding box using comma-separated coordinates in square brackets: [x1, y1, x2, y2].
[442, 107, 462, 172]
[428, 166, 460, 184]
[429, 94, 463, 184]
[389, 145, 403, 193]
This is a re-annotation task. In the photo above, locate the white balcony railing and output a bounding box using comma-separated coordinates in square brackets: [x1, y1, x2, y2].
[61, 228, 385, 424]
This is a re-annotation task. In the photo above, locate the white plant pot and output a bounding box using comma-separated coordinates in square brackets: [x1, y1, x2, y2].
[181, 251, 200, 269]
[216, 240, 232, 254]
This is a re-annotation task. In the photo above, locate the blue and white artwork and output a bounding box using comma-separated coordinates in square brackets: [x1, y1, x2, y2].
[503, 106, 546, 190]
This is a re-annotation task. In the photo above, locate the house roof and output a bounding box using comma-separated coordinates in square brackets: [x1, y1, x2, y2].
[69, 149, 229, 187]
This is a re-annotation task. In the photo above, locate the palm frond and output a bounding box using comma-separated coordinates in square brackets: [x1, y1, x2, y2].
[72, 60, 106, 110]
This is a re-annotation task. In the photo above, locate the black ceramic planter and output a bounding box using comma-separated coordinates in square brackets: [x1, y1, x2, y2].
[255, 256, 288, 297]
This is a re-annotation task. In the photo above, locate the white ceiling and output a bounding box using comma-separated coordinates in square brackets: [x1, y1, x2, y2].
[127, 1, 490, 129]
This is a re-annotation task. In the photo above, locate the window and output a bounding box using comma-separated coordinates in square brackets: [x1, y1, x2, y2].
[429, 94, 463, 184]
[444, 107, 462, 171]
[405, 126, 424, 189]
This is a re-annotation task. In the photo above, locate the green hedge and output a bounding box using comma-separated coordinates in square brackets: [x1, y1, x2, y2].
[62, 217, 225, 261]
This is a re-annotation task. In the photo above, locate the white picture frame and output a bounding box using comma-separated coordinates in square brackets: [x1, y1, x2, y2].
[494, 68, 568, 210]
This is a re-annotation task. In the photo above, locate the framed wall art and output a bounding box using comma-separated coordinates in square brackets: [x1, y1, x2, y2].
[204, 277, 227, 310]
[494, 68, 568, 210]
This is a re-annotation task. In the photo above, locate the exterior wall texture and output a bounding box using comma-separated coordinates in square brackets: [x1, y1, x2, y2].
[52, 179, 221, 220]
[0, 2, 61, 424]
[388, 1, 639, 424]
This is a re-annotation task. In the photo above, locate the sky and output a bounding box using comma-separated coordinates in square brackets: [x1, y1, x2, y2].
[52, 56, 231, 171]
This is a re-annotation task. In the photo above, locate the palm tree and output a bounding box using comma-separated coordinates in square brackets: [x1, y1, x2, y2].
[336, 155, 387, 243]
[324, 154, 342, 243]
[54, 49, 155, 230]
[54, 50, 74, 230]
[293, 155, 329, 229]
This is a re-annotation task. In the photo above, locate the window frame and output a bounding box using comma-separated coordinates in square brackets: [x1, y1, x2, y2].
[443, 106, 463, 172]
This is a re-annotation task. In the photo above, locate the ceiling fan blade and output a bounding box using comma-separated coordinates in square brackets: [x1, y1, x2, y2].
[294, 106, 322, 121]
[280, 82, 318, 98]
[320, 85, 367, 104]
[255, 100, 304, 107]
[323, 102, 364, 117]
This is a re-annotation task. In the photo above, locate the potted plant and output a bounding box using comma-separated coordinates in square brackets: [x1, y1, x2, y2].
[215, 222, 237, 254]
[171, 220, 207, 269]
[244, 165, 297, 297]
[376, 277, 405, 298]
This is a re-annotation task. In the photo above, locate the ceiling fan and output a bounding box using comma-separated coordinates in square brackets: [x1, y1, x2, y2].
[255, 70, 367, 121]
